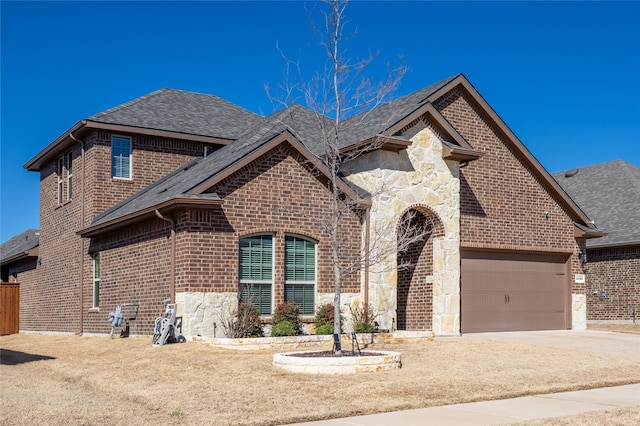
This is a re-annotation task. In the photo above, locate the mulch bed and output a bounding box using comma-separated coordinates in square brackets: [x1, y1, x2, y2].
[285, 351, 382, 357]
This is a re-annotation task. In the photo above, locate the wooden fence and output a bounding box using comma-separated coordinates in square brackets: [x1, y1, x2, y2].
[0, 283, 19, 335]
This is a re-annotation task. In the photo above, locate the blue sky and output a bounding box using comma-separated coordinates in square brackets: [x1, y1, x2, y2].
[1, 1, 639, 242]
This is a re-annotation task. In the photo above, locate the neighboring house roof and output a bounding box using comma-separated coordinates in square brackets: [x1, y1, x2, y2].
[24, 89, 263, 171]
[0, 229, 40, 265]
[553, 160, 640, 248]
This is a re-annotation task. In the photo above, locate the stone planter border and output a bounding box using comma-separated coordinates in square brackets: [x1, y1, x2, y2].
[273, 350, 402, 374]
[194, 331, 433, 351]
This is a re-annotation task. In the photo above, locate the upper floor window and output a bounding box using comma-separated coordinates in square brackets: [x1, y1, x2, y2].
[112, 136, 132, 179]
[239, 234, 273, 315]
[56, 157, 64, 205]
[55, 151, 73, 205]
[65, 152, 73, 201]
[284, 236, 316, 315]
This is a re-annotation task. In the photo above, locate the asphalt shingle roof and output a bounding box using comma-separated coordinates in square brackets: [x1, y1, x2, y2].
[341, 74, 459, 145]
[90, 106, 304, 227]
[552, 160, 640, 248]
[88, 88, 262, 140]
[86, 75, 465, 231]
[0, 229, 39, 263]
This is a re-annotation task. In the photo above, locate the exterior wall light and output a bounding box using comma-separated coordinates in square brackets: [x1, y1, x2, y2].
[578, 249, 587, 265]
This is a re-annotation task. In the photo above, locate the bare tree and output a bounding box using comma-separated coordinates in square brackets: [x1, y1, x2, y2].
[269, 0, 434, 353]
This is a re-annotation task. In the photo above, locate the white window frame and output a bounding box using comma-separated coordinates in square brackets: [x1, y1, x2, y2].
[92, 253, 101, 308]
[111, 135, 132, 179]
[56, 157, 64, 205]
[65, 151, 73, 201]
[284, 235, 317, 315]
[239, 234, 275, 315]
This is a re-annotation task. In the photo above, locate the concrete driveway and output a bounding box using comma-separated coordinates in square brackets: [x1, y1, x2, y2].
[461, 329, 640, 358]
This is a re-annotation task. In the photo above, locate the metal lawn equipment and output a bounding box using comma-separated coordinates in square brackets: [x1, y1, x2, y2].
[152, 298, 185, 347]
[108, 303, 139, 338]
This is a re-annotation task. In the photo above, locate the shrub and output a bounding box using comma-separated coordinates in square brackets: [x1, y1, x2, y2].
[354, 322, 375, 333]
[221, 302, 264, 338]
[314, 303, 343, 333]
[315, 324, 334, 335]
[271, 302, 301, 335]
[349, 302, 376, 334]
[271, 321, 296, 337]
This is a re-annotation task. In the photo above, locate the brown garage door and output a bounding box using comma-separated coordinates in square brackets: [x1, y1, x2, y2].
[461, 251, 570, 333]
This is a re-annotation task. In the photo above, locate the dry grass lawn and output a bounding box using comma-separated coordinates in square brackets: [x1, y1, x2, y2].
[588, 323, 640, 335]
[509, 405, 640, 426]
[1, 332, 639, 426]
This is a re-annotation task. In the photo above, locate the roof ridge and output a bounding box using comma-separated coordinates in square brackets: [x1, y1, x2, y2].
[619, 160, 640, 195]
[88, 88, 261, 122]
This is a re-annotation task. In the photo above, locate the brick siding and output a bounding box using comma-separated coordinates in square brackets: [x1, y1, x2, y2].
[83, 221, 171, 335]
[397, 211, 436, 330]
[20, 132, 212, 333]
[77, 143, 362, 334]
[585, 246, 640, 321]
[434, 88, 585, 296]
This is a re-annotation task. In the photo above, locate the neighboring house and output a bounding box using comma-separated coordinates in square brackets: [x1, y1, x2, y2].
[553, 161, 640, 323]
[13, 73, 602, 337]
[0, 229, 40, 283]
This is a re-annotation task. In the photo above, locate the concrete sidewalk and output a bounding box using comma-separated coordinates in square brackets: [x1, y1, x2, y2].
[286, 383, 640, 425]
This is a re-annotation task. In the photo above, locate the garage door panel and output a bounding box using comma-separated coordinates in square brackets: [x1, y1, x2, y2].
[461, 251, 570, 333]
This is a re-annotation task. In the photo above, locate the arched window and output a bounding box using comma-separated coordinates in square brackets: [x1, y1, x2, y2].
[284, 235, 316, 315]
[239, 235, 273, 315]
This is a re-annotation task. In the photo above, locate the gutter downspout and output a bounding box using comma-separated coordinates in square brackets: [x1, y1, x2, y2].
[364, 206, 370, 313]
[155, 210, 176, 303]
[70, 131, 85, 335]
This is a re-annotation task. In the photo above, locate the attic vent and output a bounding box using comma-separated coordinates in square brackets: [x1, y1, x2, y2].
[565, 169, 579, 178]
[159, 188, 168, 193]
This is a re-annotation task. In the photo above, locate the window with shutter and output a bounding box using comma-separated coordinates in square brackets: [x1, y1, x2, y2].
[239, 235, 273, 315]
[284, 235, 316, 315]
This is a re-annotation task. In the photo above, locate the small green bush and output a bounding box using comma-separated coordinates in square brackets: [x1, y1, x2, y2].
[354, 322, 375, 333]
[315, 324, 334, 335]
[271, 302, 301, 335]
[271, 321, 296, 337]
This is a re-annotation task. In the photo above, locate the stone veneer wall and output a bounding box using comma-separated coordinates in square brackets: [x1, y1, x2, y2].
[177, 291, 362, 338]
[342, 127, 461, 335]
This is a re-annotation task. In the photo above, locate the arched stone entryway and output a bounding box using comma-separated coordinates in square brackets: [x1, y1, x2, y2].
[396, 206, 444, 331]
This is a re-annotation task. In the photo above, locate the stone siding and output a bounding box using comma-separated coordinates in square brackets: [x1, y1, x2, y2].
[342, 126, 460, 335]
